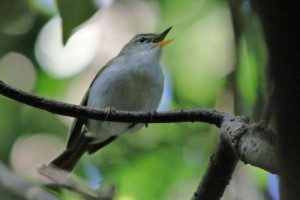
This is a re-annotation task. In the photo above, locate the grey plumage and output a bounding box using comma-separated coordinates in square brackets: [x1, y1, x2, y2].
[50, 27, 172, 171]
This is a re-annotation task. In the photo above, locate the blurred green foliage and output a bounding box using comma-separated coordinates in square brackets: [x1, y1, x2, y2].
[0, 0, 270, 199]
[56, 0, 98, 44]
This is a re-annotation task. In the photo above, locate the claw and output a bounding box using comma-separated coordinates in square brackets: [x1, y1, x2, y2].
[149, 109, 157, 119]
[145, 109, 157, 128]
[105, 107, 116, 119]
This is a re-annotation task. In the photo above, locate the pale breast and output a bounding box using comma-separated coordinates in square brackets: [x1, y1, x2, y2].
[86, 59, 164, 141]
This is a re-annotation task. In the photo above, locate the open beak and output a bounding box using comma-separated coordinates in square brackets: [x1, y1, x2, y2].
[153, 27, 174, 47]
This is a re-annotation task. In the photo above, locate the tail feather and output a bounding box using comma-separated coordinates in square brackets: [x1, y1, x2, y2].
[50, 135, 117, 172]
[50, 136, 92, 171]
[87, 135, 117, 154]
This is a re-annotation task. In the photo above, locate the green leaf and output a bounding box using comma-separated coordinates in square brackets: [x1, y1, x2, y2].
[56, 0, 98, 44]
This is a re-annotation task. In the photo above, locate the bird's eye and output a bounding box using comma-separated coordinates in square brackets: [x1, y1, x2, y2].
[138, 37, 146, 43]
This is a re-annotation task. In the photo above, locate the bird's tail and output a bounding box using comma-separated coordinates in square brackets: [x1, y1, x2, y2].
[49, 135, 117, 171]
[50, 136, 92, 172]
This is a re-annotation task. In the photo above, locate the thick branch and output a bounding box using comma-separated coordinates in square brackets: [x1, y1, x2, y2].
[192, 116, 279, 200]
[192, 138, 238, 200]
[250, 0, 300, 198]
[221, 118, 279, 174]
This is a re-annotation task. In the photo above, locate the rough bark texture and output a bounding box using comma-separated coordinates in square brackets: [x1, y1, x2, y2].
[250, 1, 300, 198]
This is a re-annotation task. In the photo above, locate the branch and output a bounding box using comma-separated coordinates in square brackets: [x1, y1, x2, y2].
[0, 80, 279, 173]
[192, 136, 238, 200]
[39, 165, 114, 200]
[0, 162, 58, 200]
[192, 116, 279, 200]
[0, 80, 280, 199]
[0, 80, 228, 127]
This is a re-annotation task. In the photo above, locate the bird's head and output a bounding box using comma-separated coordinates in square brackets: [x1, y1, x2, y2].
[119, 27, 173, 57]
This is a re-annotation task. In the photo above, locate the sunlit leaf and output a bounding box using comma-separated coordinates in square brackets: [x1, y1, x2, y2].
[56, 0, 98, 44]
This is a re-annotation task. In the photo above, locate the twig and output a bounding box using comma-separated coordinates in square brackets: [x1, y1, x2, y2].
[39, 165, 114, 200]
[0, 80, 229, 127]
[0, 162, 58, 200]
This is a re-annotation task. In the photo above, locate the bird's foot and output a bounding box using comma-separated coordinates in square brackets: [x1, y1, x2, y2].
[105, 107, 116, 119]
[145, 109, 157, 128]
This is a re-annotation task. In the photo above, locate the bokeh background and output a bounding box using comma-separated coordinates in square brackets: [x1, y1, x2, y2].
[0, 0, 277, 199]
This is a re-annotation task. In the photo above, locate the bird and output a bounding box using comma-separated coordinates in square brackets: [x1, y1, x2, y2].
[49, 27, 173, 171]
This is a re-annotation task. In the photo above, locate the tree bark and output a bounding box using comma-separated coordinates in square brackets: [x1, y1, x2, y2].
[251, 1, 300, 198]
